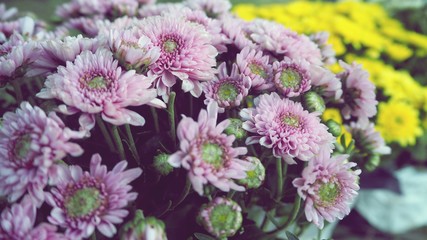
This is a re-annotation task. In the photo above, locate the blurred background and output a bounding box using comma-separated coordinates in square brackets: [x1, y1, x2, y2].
[2, 0, 427, 239]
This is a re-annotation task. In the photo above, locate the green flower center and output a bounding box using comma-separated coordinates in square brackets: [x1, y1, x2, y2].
[249, 63, 267, 79]
[87, 76, 108, 89]
[210, 204, 241, 234]
[218, 83, 239, 101]
[65, 187, 102, 218]
[163, 39, 177, 53]
[283, 115, 300, 128]
[14, 134, 32, 160]
[201, 143, 224, 168]
[318, 182, 340, 205]
[280, 69, 301, 89]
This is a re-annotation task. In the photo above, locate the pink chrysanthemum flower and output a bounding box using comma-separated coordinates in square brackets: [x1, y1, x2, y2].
[180, 8, 227, 53]
[37, 48, 165, 133]
[285, 35, 323, 66]
[292, 150, 361, 229]
[338, 60, 377, 120]
[45, 154, 142, 239]
[203, 63, 251, 112]
[310, 32, 336, 65]
[236, 46, 273, 91]
[137, 15, 217, 98]
[108, 27, 160, 73]
[0, 40, 39, 85]
[220, 16, 255, 51]
[347, 118, 391, 156]
[168, 102, 253, 195]
[0, 102, 84, 205]
[273, 57, 311, 98]
[56, 0, 138, 19]
[26, 35, 103, 77]
[138, 3, 185, 18]
[244, 19, 297, 55]
[185, 0, 231, 18]
[240, 93, 334, 164]
[63, 17, 102, 37]
[0, 196, 67, 240]
[310, 65, 342, 100]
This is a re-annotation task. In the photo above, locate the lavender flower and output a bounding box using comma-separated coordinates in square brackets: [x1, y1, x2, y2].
[203, 62, 251, 112]
[0, 197, 67, 240]
[0, 102, 84, 205]
[236, 46, 273, 91]
[37, 48, 165, 133]
[293, 150, 361, 229]
[240, 93, 334, 164]
[137, 15, 217, 98]
[46, 154, 142, 239]
[168, 102, 253, 195]
[338, 60, 377, 120]
[273, 57, 311, 98]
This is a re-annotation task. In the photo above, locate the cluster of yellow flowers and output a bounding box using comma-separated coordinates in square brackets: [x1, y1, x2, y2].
[234, 1, 427, 147]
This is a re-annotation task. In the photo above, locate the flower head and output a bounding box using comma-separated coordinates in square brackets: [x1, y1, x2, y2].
[293, 151, 361, 229]
[198, 197, 242, 239]
[108, 27, 160, 73]
[37, 48, 165, 133]
[237, 156, 265, 189]
[338, 60, 377, 120]
[168, 102, 253, 195]
[273, 57, 311, 97]
[203, 62, 251, 112]
[137, 15, 217, 98]
[46, 154, 142, 239]
[0, 102, 84, 205]
[310, 65, 342, 100]
[236, 46, 273, 91]
[27, 35, 103, 77]
[240, 93, 334, 164]
[185, 0, 231, 18]
[376, 100, 422, 146]
[0, 197, 67, 240]
[310, 31, 336, 65]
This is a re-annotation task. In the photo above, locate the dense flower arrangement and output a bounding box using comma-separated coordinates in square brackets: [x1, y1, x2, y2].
[0, 0, 389, 239]
[234, 0, 427, 161]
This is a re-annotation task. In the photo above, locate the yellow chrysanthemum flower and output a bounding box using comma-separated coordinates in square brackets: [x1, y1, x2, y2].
[376, 101, 423, 146]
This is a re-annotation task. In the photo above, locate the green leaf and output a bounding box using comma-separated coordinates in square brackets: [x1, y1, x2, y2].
[285, 231, 299, 240]
[194, 233, 216, 240]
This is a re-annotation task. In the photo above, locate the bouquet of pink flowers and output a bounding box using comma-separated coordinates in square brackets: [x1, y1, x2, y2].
[0, 0, 390, 239]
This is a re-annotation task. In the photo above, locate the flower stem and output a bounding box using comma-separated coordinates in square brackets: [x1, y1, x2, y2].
[95, 115, 116, 152]
[168, 91, 177, 146]
[110, 125, 126, 160]
[170, 178, 191, 210]
[150, 106, 160, 134]
[125, 124, 140, 165]
[265, 194, 301, 237]
[11, 81, 23, 103]
[275, 158, 283, 202]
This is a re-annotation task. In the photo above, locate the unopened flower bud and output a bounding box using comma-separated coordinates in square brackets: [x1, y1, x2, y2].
[198, 197, 242, 239]
[154, 153, 173, 176]
[325, 119, 342, 137]
[224, 118, 247, 140]
[365, 154, 380, 172]
[303, 91, 326, 113]
[120, 210, 167, 240]
[237, 157, 265, 189]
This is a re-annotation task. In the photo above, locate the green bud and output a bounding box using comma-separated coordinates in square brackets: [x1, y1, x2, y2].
[237, 157, 265, 189]
[224, 118, 247, 140]
[365, 154, 380, 172]
[325, 119, 342, 137]
[302, 91, 326, 113]
[153, 153, 173, 176]
[198, 197, 242, 239]
[120, 210, 167, 240]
